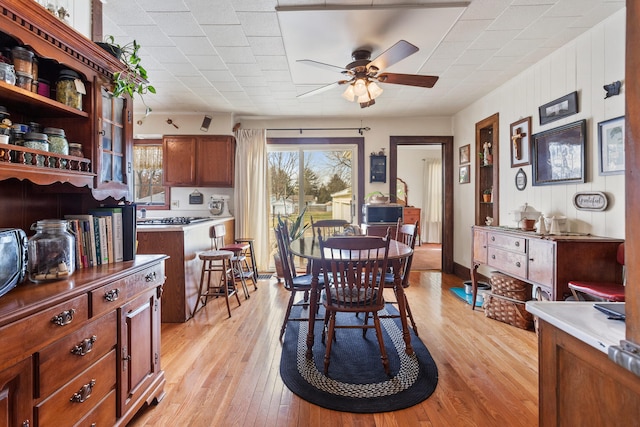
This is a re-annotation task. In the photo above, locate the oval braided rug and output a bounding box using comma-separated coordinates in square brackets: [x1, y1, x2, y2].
[279, 304, 438, 413]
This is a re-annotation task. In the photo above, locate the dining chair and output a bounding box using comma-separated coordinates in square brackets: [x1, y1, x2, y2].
[568, 242, 626, 302]
[319, 231, 391, 376]
[310, 216, 350, 239]
[376, 218, 420, 336]
[275, 224, 323, 340]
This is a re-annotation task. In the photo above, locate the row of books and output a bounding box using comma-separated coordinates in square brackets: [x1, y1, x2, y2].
[65, 204, 136, 269]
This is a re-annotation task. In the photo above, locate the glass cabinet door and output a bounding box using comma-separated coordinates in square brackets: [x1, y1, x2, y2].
[94, 86, 132, 200]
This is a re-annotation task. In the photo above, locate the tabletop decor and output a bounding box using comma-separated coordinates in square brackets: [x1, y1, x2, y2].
[279, 303, 438, 413]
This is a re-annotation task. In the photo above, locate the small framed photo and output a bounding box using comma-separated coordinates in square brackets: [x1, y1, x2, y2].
[510, 117, 531, 167]
[459, 165, 470, 184]
[598, 116, 625, 175]
[532, 119, 586, 186]
[539, 91, 578, 125]
[459, 144, 470, 164]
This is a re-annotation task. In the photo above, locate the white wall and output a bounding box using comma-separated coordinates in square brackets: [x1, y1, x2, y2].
[453, 9, 626, 269]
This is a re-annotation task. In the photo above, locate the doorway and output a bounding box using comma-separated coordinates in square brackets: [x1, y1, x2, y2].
[390, 136, 454, 274]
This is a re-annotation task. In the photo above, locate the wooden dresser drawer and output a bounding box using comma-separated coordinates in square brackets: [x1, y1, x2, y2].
[35, 350, 116, 427]
[488, 232, 526, 253]
[0, 294, 89, 370]
[74, 389, 116, 427]
[91, 263, 164, 317]
[487, 247, 527, 278]
[38, 310, 117, 397]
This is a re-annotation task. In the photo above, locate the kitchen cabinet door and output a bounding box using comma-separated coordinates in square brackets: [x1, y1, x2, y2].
[196, 136, 235, 187]
[163, 136, 197, 186]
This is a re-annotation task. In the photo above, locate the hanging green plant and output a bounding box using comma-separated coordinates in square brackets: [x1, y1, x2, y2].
[99, 36, 156, 114]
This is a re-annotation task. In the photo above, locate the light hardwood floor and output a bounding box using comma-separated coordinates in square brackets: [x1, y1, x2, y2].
[128, 272, 539, 426]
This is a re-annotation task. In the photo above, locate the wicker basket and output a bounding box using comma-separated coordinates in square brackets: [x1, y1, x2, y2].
[490, 272, 532, 301]
[483, 293, 534, 330]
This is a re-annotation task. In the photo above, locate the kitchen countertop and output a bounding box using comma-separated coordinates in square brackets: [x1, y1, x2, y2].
[136, 216, 233, 232]
[526, 301, 625, 353]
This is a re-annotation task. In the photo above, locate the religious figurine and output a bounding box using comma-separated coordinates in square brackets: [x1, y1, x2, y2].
[483, 141, 492, 166]
[511, 127, 526, 160]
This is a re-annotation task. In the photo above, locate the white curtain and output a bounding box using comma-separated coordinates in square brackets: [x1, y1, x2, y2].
[421, 158, 442, 243]
[234, 129, 270, 272]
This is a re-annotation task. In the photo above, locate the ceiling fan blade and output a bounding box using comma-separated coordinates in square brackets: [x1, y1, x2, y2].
[377, 73, 439, 88]
[368, 40, 419, 72]
[297, 59, 349, 74]
[297, 80, 349, 98]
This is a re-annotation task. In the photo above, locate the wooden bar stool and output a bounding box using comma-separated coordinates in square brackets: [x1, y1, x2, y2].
[193, 249, 241, 318]
[235, 237, 258, 283]
[210, 224, 256, 299]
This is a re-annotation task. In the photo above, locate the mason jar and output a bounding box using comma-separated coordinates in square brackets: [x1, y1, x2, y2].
[56, 69, 83, 110]
[27, 219, 75, 282]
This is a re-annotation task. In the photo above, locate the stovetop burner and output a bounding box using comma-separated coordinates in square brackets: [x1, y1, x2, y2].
[137, 216, 210, 225]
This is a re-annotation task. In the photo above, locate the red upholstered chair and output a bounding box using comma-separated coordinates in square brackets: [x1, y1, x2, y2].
[568, 243, 626, 302]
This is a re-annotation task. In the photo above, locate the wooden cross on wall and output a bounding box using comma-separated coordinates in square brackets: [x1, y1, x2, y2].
[511, 127, 526, 160]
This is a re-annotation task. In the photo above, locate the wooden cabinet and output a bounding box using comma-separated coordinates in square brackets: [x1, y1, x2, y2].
[163, 135, 235, 187]
[475, 114, 499, 226]
[403, 207, 421, 243]
[0, 0, 134, 201]
[136, 218, 235, 322]
[471, 226, 623, 303]
[0, 255, 166, 427]
[538, 319, 640, 426]
[0, 358, 32, 427]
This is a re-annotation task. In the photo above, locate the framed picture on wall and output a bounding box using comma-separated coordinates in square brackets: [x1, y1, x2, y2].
[459, 144, 470, 164]
[538, 91, 579, 125]
[532, 119, 586, 186]
[598, 116, 625, 175]
[510, 116, 532, 167]
[459, 165, 470, 184]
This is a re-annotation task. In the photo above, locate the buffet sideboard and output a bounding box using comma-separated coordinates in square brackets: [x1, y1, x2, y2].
[470, 226, 623, 307]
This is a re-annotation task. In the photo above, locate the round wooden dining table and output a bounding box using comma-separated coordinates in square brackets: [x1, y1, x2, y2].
[288, 236, 414, 359]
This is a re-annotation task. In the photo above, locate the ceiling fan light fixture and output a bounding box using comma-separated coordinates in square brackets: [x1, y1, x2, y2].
[368, 81, 383, 99]
[342, 84, 355, 101]
[360, 99, 375, 109]
[357, 92, 371, 103]
[353, 78, 368, 97]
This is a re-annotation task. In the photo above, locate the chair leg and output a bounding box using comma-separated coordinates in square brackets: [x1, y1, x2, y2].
[372, 313, 390, 376]
[363, 311, 370, 337]
[280, 290, 297, 340]
[403, 293, 419, 336]
[324, 312, 336, 375]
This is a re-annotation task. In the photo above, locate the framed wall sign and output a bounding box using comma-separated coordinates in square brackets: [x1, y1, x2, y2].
[370, 154, 386, 182]
[598, 116, 625, 175]
[538, 91, 578, 125]
[515, 168, 527, 191]
[510, 117, 531, 167]
[532, 119, 586, 186]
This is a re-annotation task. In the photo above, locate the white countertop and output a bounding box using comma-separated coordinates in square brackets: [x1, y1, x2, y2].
[526, 301, 626, 353]
[136, 216, 233, 232]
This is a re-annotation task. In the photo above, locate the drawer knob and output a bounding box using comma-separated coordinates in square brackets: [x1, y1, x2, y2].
[145, 271, 157, 282]
[71, 335, 97, 356]
[491, 255, 496, 259]
[51, 309, 76, 326]
[491, 236, 495, 241]
[70, 379, 95, 403]
[515, 261, 521, 267]
[515, 241, 520, 247]
[104, 288, 120, 302]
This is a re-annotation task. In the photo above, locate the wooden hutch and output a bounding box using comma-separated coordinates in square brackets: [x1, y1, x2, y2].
[0, 1, 166, 425]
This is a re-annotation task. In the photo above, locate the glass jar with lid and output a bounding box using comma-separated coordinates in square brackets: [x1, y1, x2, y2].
[27, 219, 75, 282]
[23, 131, 49, 166]
[11, 46, 33, 75]
[68, 142, 83, 157]
[0, 62, 16, 85]
[56, 69, 83, 110]
[44, 127, 69, 155]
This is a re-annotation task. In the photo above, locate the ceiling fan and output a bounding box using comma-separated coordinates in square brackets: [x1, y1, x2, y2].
[297, 40, 439, 108]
